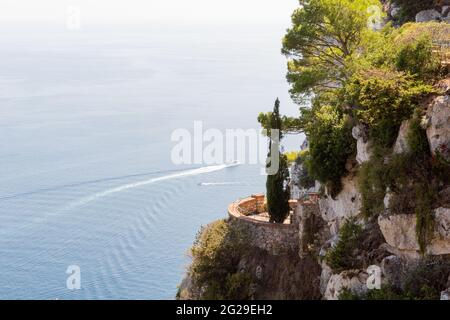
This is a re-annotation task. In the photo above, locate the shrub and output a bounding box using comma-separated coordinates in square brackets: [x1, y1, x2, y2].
[407, 115, 431, 157]
[358, 152, 388, 218]
[402, 258, 450, 300]
[189, 220, 252, 299]
[395, 35, 441, 80]
[414, 182, 438, 253]
[324, 218, 363, 272]
[303, 103, 356, 198]
[345, 69, 434, 149]
[357, 114, 447, 252]
[294, 150, 316, 190]
[340, 258, 450, 300]
[394, 22, 450, 45]
[339, 285, 407, 300]
[394, 22, 450, 79]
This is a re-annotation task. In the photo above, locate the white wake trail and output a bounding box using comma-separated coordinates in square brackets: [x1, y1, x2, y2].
[198, 182, 247, 186]
[62, 163, 239, 211]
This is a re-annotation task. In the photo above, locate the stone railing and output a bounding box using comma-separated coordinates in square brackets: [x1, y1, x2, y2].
[227, 193, 320, 255]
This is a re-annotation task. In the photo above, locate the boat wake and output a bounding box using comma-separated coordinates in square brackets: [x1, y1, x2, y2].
[0, 168, 189, 201]
[62, 162, 239, 211]
[198, 182, 248, 186]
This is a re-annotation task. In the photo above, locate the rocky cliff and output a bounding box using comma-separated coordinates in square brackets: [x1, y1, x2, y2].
[179, 2, 450, 300]
[316, 82, 450, 300]
[179, 80, 450, 301]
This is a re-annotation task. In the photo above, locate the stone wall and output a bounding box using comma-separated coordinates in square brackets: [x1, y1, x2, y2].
[228, 195, 299, 255]
[228, 194, 323, 256]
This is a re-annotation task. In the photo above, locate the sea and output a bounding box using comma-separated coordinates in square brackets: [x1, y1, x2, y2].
[0, 20, 301, 299]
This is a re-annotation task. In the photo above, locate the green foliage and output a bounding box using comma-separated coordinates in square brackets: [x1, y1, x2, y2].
[345, 69, 434, 149]
[224, 272, 253, 300]
[339, 285, 407, 300]
[280, 3, 443, 204]
[257, 98, 284, 139]
[357, 114, 449, 252]
[404, 116, 436, 251]
[415, 183, 437, 253]
[402, 258, 450, 300]
[262, 99, 291, 223]
[296, 150, 316, 190]
[190, 220, 252, 300]
[282, 0, 383, 100]
[407, 115, 431, 156]
[358, 153, 387, 218]
[266, 153, 291, 223]
[285, 149, 316, 190]
[433, 152, 450, 186]
[324, 218, 363, 272]
[395, 35, 441, 80]
[303, 103, 356, 198]
[340, 258, 450, 300]
[393, 22, 450, 79]
[358, 117, 431, 218]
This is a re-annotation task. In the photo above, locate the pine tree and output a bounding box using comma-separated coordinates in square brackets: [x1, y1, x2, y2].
[264, 99, 291, 223]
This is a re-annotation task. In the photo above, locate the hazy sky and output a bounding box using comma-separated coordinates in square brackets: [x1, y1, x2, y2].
[0, 0, 299, 24]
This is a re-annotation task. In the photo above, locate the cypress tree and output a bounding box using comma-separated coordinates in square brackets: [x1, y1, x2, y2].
[265, 99, 291, 223]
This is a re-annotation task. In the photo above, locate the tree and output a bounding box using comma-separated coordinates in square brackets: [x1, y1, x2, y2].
[259, 99, 291, 223]
[282, 0, 382, 102]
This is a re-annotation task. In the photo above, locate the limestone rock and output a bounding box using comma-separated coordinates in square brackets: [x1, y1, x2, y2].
[431, 207, 450, 255]
[378, 214, 419, 251]
[319, 175, 361, 223]
[393, 120, 411, 154]
[378, 208, 450, 256]
[352, 125, 372, 164]
[383, 188, 393, 210]
[425, 95, 450, 161]
[324, 270, 368, 300]
[320, 261, 333, 296]
[415, 9, 441, 23]
[390, 5, 400, 18]
[443, 6, 450, 18]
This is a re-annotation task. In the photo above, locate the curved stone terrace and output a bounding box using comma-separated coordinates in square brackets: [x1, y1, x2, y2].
[228, 192, 319, 225]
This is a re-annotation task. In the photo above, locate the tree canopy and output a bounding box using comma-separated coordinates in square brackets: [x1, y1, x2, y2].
[282, 0, 383, 101]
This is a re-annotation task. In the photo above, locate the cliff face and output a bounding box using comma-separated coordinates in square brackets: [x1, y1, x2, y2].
[179, 247, 321, 300]
[179, 83, 450, 301]
[178, 217, 322, 300]
[316, 85, 450, 300]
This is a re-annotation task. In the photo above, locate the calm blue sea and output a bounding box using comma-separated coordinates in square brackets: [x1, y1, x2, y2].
[0, 21, 300, 299]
